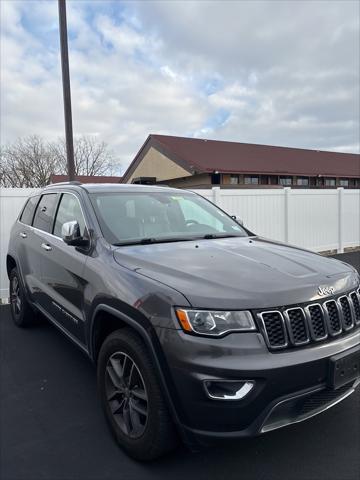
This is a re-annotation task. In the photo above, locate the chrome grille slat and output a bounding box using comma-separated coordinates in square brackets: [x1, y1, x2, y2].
[323, 300, 342, 336]
[338, 295, 354, 330]
[305, 303, 328, 341]
[258, 311, 288, 349]
[283, 308, 310, 346]
[349, 291, 360, 325]
[258, 287, 360, 350]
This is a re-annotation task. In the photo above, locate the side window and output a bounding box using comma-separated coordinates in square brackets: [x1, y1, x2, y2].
[32, 194, 58, 233]
[20, 195, 40, 225]
[53, 193, 86, 238]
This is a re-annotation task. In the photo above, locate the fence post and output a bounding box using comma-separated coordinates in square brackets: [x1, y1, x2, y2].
[212, 186, 221, 206]
[284, 187, 291, 243]
[338, 187, 344, 254]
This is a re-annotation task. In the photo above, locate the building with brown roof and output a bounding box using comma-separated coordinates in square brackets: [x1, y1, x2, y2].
[122, 135, 360, 188]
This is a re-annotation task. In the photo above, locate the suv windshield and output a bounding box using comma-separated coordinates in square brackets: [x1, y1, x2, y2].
[90, 191, 248, 245]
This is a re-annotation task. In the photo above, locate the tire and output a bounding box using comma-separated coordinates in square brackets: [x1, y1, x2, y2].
[97, 328, 178, 461]
[9, 267, 37, 327]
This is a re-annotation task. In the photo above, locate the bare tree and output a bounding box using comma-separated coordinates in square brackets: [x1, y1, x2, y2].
[0, 135, 120, 187]
[0, 135, 58, 187]
[50, 136, 119, 176]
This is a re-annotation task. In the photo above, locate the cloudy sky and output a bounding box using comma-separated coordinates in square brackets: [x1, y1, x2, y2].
[1, 0, 359, 172]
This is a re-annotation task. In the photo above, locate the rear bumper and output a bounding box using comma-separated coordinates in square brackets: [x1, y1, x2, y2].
[156, 327, 360, 445]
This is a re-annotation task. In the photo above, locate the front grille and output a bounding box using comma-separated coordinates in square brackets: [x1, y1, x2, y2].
[285, 308, 309, 345]
[307, 304, 327, 340]
[258, 288, 360, 351]
[259, 312, 287, 348]
[324, 300, 342, 335]
[350, 292, 360, 325]
[339, 296, 353, 330]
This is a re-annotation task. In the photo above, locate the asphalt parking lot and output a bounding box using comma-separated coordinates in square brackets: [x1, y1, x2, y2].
[1, 252, 359, 480]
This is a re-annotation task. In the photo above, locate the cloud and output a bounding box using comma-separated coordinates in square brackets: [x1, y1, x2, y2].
[1, 0, 359, 173]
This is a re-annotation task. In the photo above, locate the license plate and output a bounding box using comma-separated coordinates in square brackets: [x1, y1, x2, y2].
[329, 347, 360, 390]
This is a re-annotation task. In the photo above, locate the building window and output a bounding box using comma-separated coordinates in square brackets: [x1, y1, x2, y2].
[244, 176, 259, 185]
[211, 173, 221, 184]
[296, 177, 309, 186]
[229, 175, 239, 185]
[339, 179, 349, 187]
[325, 178, 336, 187]
[279, 176, 292, 186]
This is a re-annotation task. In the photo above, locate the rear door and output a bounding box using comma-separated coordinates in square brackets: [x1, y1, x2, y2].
[39, 191, 89, 345]
[30, 192, 59, 306]
[16, 195, 41, 300]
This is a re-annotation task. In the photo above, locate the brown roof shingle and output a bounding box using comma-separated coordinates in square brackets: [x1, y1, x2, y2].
[123, 135, 360, 181]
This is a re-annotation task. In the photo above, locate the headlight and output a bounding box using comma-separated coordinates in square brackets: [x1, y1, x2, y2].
[175, 309, 256, 336]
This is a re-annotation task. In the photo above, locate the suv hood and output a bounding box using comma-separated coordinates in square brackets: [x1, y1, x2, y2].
[113, 236, 358, 309]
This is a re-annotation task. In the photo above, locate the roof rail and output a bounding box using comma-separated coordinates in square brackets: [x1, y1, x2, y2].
[48, 181, 82, 186]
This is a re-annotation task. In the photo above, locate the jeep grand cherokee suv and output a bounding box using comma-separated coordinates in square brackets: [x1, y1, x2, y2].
[7, 182, 360, 460]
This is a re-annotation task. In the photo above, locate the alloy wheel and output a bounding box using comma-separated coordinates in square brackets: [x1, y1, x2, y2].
[105, 351, 148, 438]
[11, 276, 21, 315]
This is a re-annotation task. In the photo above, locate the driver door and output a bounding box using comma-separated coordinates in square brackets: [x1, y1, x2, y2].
[40, 192, 89, 345]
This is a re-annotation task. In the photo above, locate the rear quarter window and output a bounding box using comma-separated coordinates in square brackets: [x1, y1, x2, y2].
[20, 195, 40, 225]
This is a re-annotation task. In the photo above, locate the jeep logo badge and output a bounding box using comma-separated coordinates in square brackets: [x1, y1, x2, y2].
[318, 285, 335, 296]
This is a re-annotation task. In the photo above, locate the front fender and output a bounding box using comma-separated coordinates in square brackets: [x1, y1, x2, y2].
[88, 302, 191, 443]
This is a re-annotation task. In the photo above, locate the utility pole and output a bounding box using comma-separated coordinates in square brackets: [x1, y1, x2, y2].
[58, 0, 75, 181]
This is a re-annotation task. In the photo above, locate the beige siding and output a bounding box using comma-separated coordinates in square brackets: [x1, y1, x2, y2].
[127, 147, 191, 183]
[164, 173, 212, 188]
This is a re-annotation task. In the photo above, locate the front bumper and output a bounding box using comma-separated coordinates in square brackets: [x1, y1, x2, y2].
[156, 326, 360, 444]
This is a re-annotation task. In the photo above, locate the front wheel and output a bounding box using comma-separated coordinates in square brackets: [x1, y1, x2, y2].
[9, 267, 37, 327]
[97, 328, 178, 461]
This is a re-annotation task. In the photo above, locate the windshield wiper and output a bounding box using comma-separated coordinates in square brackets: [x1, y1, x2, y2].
[113, 237, 198, 247]
[202, 233, 243, 239]
[113, 233, 245, 246]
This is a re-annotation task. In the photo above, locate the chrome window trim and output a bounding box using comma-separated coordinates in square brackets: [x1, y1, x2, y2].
[257, 310, 288, 349]
[283, 307, 310, 346]
[52, 191, 90, 240]
[338, 295, 354, 331]
[323, 299, 343, 336]
[304, 303, 328, 341]
[19, 191, 90, 242]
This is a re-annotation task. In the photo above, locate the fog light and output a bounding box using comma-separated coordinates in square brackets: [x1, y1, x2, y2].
[204, 380, 254, 400]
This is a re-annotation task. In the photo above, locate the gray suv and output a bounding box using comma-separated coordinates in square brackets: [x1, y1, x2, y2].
[7, 182, 360, 460]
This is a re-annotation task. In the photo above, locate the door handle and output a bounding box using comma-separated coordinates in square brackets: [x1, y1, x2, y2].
[20, 232, 27, 238]
[41, 243, 52, 251]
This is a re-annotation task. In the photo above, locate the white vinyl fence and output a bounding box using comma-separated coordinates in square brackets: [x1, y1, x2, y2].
[0, 187, 359, 300]
[0, 188, 40, 300]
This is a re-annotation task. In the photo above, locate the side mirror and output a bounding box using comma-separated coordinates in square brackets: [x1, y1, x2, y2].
[231, 215, 244, 226]
[61, 220, 88, 247]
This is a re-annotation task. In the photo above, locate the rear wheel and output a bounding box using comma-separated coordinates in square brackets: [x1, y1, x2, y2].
[97, 328, 177, 461]
[9, 267, 37, 327]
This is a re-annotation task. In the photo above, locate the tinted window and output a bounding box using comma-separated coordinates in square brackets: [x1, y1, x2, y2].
[53, 193, 86, 237]
[33, 194, 58, 233]
[20, 196, 40, 225]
